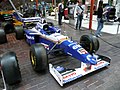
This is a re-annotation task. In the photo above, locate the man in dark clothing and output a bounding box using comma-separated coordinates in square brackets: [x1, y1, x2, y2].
[58, 1, 64, 25]
[66, 0, 71, 7]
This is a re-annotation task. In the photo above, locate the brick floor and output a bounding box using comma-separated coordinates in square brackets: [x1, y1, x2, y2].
[0, 20, 120, 90]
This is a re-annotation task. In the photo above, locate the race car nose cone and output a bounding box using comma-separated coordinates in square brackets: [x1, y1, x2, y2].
[91, 58, 97, 65]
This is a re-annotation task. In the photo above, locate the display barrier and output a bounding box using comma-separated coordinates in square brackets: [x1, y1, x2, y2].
[117, 19, 120, 34]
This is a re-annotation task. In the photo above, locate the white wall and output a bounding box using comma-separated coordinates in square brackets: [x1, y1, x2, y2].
[115, 0, 120, 17]
[97, 0, 109, 4]
[103, 0, 109, 3]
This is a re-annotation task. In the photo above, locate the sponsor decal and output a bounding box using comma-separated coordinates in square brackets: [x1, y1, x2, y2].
[54, 34, 60, 37]
[61, 70, 75, 75]
[68, 41, 75, 47]
[95, 61, 104, 66]
[67, 52, 72, 56]
[77, 48, 88, 54]
[55, 66, 65, 72]
[86, 55, 92, 61]
[26, 34, 34, 40]
[41, 43, 49, 50]
[72, 45, 80, 50]
[63, 72, 76, 79]
[63, 74, 83, 83]
[94, 61, 109, 70]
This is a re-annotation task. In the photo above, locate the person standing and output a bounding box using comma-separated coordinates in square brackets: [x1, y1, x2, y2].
[95, 0, 104, 37]
[66, 0, 71, 7]
[58, 0, 64, 25]
[74, 1, 79, 28]
[75, 0, 85, 30]
[85, 0, 89, 18]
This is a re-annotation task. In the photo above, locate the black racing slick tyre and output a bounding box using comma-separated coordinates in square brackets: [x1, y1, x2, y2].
[47, 22, 54, 26]
[0, 29, 7, 44]
[1, 52, 22, 85]
[30, 43, 48, 72]
[4, 22, 14, 34]
[80, 35, 99, 54]
[14, 26, 24, 40]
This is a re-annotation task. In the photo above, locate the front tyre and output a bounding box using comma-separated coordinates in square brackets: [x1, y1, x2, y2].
[30, 43, 48, 72]
[80, 35, 99, 54]
[1, 52, 22, 85]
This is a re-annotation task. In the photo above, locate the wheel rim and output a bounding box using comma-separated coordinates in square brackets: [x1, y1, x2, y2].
[30, 52, 36, 68]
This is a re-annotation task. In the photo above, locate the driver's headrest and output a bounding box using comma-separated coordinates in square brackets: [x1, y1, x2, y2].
[43, 20, 46, 23]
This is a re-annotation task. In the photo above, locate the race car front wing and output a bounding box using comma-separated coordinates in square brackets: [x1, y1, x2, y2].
[49, 54, 111, 86]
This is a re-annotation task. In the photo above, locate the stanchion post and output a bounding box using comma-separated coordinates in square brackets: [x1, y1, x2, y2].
[117, 22, 120, 34]
[89, 0, 94, 34]
[36, 0, 38, 10]
[55, 8, 57, 19]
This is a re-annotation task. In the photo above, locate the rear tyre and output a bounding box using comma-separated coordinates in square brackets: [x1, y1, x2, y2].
[30, 43, 48, 72]
[0, 29, 7, 44]
[1, 52, 22, 85]
[80, 35, 99, 54]
[47, 22, 54, 26]
[14, 26, 24, 40]
[4, 22, 14, 34]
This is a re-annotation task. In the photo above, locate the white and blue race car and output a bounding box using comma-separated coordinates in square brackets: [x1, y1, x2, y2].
[0, 10, 111, 87]
[16, 19, 111, 86]
[12, 10, 111, 85]
[0, 0, 111, 87]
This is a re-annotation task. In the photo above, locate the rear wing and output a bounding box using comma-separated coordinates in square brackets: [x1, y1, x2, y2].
[12, 12, 41, 23]
[22, 17, 41, 23]
[9, 0, 41, 23]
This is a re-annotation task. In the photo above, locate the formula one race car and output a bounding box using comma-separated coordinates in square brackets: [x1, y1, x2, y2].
[0, 13, 111, 87]
[11, 5, 111, 85]
[21, 20, 111, 86]
[0, 0, 111, 87]
[0, 10, 23, 34]
[0, 20, 111, 88]
[6, 10, 111, 86]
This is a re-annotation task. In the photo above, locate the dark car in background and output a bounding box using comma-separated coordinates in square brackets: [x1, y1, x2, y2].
[103, 6, 116, 21]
